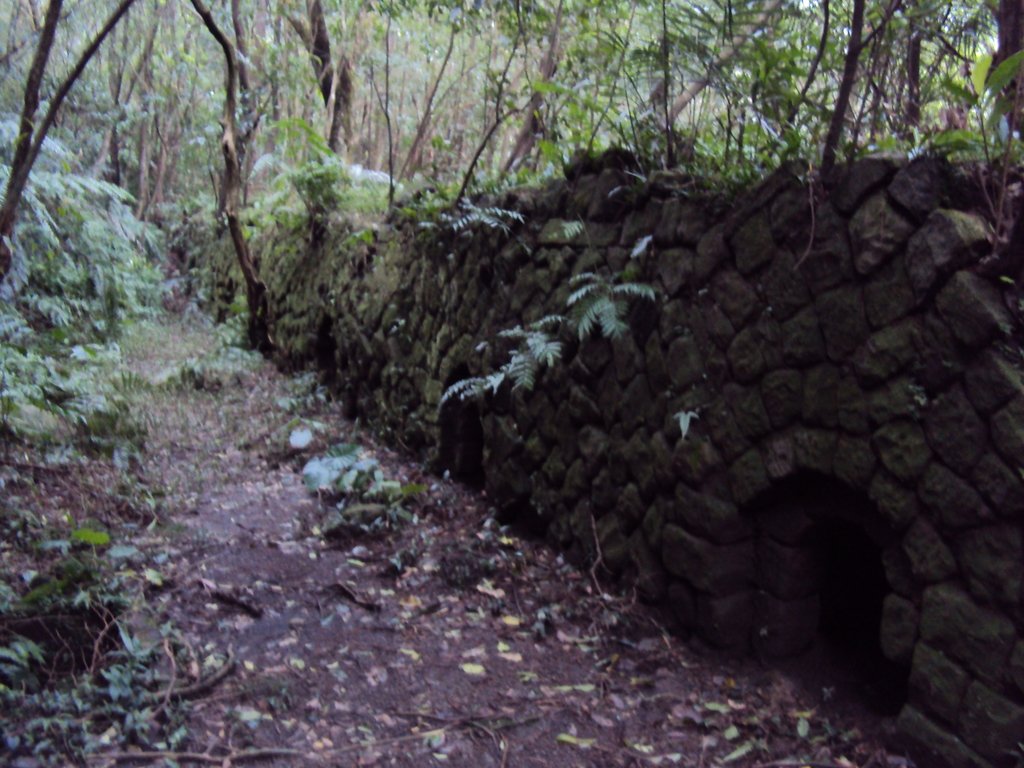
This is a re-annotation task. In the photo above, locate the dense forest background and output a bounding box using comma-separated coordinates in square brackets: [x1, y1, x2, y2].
[0, 1, 1022, 765]
[0, 0, 1013, 349]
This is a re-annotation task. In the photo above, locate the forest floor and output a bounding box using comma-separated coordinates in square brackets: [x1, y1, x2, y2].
[3, 314, 911, 768]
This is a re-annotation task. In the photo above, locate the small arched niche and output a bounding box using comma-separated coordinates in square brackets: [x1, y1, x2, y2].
[437, 365, 485, 487]
[314, 316, 337, 386]
[748, 473, 909, 715]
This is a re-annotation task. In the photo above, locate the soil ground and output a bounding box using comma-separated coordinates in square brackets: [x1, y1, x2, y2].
[4, 316, 912, 767]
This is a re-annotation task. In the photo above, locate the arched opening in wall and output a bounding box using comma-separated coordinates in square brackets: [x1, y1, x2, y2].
[437, 365, 485, 487]
[750, 474, 909, 716]
[314, 317, 337, 387]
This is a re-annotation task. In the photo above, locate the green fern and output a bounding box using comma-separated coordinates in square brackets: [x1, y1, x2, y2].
[441, 201, 525, 235]
[442, 272, 655, 404]
[441, 319, 564, 404]
[560, 219, 585, 239]
[567, 272, 655, 339]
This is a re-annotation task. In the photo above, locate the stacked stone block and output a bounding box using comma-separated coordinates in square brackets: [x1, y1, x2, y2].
[221, 154, 1024, 767]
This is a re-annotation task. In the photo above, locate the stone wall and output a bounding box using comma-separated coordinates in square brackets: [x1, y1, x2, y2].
[216, 154, 1024, 766]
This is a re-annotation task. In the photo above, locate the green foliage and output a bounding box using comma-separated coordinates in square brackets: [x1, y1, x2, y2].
[567, 271, 655, 339]
[0, 116, 162, 457]
[443, 271, 655, 403]
[302, 441, 426, 536]
[249, 118, 391, 230]
[442, 316, 565, 403]
[0, 506, 189, 766]
[436, 200, 526, 235]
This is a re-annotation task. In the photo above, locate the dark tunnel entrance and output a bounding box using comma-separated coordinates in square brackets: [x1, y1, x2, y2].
[314, 317, 337, 387]
[751, 475, 909, 716]
[437, 366, 485, 487]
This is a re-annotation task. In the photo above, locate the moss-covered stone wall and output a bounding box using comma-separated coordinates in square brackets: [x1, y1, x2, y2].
[208, 155, 1024, 766]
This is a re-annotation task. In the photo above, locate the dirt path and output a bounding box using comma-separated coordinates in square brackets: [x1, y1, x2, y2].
[95, 317, 901, 768]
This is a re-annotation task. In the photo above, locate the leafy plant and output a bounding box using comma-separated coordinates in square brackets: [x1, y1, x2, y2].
[443, 271, 655, 403]
[567, 271, 655, 339]
[437, 200, 526, 236]
[302, 442, 426, 536]
[441, 316, 564, 403]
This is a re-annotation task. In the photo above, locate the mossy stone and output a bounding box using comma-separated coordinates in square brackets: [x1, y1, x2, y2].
[879, 594, 918, 664]
[957, 524, 1022, 610]
[905, 210, 990, 299]
[802, 364, 839, 427]
[728, 449, 771, 506]
[833, 435, 877, 488]
[919, 583, 1015, 685]
[728, 208, 779, 275]
[936, 270, 1012, 348]
[895, 706, 990, 768]
[924, 384, 987, 474]
[711, 269, 761, 329]
[850, 191, 915, 274]
[918, 462, 994, 530]
[816, 284, 870, 360]
[964, 349, 1024, 415]
[781, 306, 826, 366]
[761, 369, 803, 428]
[868, 470, 918, 530]
[989, 397, 1024, 469]
[902, 518, 957, 582]
[873, 420, 931, 482]
[852, 319, 922, 387]
[959, 681, 1024, 763]
[909, 643, 969, 725]
[671, 484, 750, 544]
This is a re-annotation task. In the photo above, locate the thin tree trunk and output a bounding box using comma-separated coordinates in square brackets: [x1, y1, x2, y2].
[665, 0, 783, 125]
[1, 0, 138, 284]
[503, 0, 563, 173]
[189, 0, 273, 353]
[134, 116, 150, 218]
[821, 0, 902, 174]
[821, 0, 865, 176]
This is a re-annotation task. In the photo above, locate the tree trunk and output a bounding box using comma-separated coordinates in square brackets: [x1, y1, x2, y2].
[821, 0, 865, 177]
[503, 1, 563, 173]
[189, 0, 273, 353]
[1, 0, 137, 285]
[906, 29, 921, 129]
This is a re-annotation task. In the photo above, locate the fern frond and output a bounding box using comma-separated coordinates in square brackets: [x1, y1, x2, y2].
[596, 300, 627, 338]
[560, 220, 585, 239]
[530, 314, 565, 331]
[441, 376, 487, 404]
[574, 299, 604, 339]
[567, 281, 601, 307]
[612, 282, 656, 301]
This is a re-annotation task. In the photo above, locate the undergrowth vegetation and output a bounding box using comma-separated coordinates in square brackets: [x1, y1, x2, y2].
[0, 114, 216, 764]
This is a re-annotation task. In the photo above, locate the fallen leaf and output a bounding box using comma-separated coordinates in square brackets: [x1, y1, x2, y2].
[476, 580, 506, 599]
[399, 648, 421, 662]
[721, 740, 755, 762]
[460, 663, 486, 676]
[556, 733, 595, 748]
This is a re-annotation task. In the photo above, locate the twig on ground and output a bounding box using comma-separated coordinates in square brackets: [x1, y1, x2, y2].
[211, 589, 263, 618]
[328, 581, 381, 612]
[145, 651, 235, 702]
[150, 636, 178, 720]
